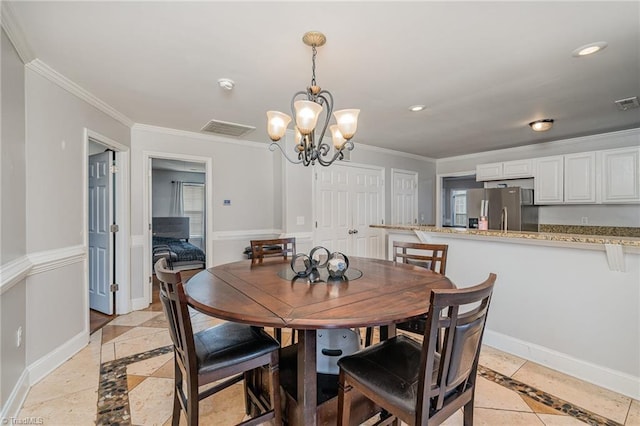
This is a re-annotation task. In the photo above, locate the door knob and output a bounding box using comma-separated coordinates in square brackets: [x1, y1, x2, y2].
[348, 229, 354, 234]
[352, 229, 358, 234]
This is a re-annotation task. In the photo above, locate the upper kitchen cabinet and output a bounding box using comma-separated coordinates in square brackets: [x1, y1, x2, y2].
[564, 152, 596, 203]
[476, 159, 533, 181]
[601, 147, 640, 203]
[534, 156, 564, 204]
[534, 153, 596, 204]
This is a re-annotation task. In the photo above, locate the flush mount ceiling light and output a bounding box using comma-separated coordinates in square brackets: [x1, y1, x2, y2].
[217, 78, 235, 90]
[529, 119, 554, 132]
[409, 105, 426, 112]
[267, 31, 360, 167]
[572, 41, 608, 57]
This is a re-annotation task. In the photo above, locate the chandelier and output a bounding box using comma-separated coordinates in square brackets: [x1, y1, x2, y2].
[267, 31, 360, 167]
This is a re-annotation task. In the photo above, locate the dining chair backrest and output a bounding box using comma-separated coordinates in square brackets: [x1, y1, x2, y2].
[250, 237, 296, 265]
[337, 273, 496, 426]
[393, 241, 448, 275]
[154, 258, 197, 377]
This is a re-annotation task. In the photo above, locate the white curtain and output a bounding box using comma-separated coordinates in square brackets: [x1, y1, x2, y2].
[170, 181, 184, 216]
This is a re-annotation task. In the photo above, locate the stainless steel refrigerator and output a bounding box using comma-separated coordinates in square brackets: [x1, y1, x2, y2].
[466, 187, 539, 232]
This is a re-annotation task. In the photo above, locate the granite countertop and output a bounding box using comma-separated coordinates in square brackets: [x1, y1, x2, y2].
[371, 224, 640, 248]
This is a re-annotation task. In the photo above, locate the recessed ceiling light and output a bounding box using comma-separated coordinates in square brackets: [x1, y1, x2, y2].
[217, 78, 235, 90]
[529, 119, 554, 132]
[572, 41, 608, 57]
[409, 105, 426, 112]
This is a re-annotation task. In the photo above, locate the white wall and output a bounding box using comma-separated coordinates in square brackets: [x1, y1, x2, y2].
[1, 27, 27, 413]
[436, 129, 640, 227]
[23, 65, 130, 367]
[151, 169, 205, 217]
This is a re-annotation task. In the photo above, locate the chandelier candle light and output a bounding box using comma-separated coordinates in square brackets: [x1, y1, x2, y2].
[267, 31, 360, 166]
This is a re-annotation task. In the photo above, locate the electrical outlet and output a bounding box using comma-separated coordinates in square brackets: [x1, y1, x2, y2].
[581, 217, 588, 225]
[16, 326, 22, 347]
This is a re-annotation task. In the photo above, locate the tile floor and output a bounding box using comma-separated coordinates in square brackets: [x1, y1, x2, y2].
[17, 302, 639, 425]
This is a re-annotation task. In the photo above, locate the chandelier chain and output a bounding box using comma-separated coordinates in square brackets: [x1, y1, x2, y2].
[310, 46, 317, 87]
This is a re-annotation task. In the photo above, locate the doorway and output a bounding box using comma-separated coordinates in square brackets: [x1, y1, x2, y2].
[143, 151, 213, 306]
[313, 163, 385, 258]
[85, 129, 130, 333]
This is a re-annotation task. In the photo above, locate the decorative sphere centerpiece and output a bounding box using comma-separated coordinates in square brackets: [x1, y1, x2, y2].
[327, 252, 349, 279]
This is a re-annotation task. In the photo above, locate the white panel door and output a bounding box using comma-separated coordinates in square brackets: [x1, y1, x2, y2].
[351, 168, 384, 258]
[314, 164, 384, 258]
[315, 167, 351, 254]
[391, 169, 418, 225]
[89, 151, 114, 314]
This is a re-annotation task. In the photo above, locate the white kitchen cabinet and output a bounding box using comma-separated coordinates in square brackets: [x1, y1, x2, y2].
[564, 152, 596, 203]
[476, 162, 503, 181]
[601, 147, 640, 203]
[503, 159, 534, 179]
[476, 159, 533, 181]
[534, 156, 564, 204]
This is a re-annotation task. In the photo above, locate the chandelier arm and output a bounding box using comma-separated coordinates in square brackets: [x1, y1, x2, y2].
[313, 91, 334, 159]
[316, 140, 355, 166]
[269, 142, 304, 164]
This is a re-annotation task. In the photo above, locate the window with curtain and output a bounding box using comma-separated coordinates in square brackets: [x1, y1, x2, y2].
[182, 183, 205, 245]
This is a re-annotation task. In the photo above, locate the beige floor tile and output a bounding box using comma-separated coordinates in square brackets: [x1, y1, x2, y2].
[107, 326, 166, 344]
[127, 352, 173, 376]
[626, 399, 640, 425]
[474, 407, 545, 425]
[127, 374, 146, 391]
[129, 376, 175, 425]
[23, 346, 100, 407]
[190, 313, 225, 333]
[114, 329, 172, 359]
[513, 362, 631, 424]
[521, 395, 563, 415]
[108, 311, 164, 326]
[152, 358, 175, 379]
[100, 324, 134, 344]
[18, 386, 98, 425]
[536, 413, 592, 425]
[479, 345, 527, 377]
[101, 341, 115, 363]
[475, 376, 533, 412]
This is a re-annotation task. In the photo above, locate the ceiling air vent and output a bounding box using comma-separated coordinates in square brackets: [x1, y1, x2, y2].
[200, 119, 256, 137]
[614, 96, 640, 111]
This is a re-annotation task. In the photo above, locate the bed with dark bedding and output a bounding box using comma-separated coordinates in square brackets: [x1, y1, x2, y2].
[152, 217, 205, 270]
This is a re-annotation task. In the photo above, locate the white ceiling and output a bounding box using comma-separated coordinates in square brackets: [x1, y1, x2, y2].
[8, 1, 640, 158]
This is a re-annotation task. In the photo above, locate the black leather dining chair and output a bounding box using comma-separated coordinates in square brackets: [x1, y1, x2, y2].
[337, 273, 496, 426]
[154, 258, 283, 426]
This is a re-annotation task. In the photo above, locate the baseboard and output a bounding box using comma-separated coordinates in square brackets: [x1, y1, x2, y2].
[27, 329, 89, 388]
[0, 369, 30, 420]
[131, 296, 149, 311]
[483, 329, 640, 400]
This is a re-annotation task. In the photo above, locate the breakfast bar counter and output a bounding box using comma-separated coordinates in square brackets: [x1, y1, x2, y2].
[372, 223, 640, 400]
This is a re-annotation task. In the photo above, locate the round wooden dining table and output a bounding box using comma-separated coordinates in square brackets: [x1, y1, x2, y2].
[185, 256, 454, 426]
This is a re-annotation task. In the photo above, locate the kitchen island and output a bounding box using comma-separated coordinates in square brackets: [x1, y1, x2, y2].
[372, 224, 639, 400]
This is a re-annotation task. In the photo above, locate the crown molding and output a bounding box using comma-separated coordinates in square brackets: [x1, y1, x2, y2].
[437, 127, 640, 164]
[26, 59, 134, 128]
[356, 142, 437, 163]
[132, 123, 267, 149]
[1, 2, 35, 64]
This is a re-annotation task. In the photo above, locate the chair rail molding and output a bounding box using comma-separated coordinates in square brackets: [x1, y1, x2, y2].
[27, 245, 86, 276]
[0, 255, 32, 295]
